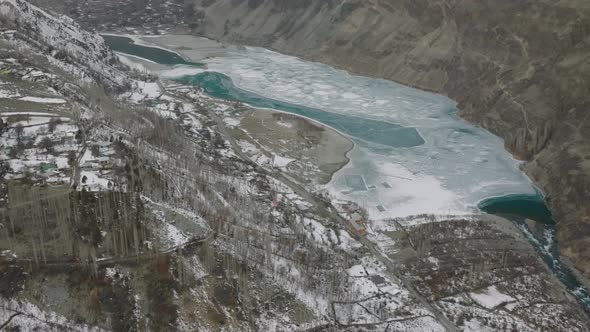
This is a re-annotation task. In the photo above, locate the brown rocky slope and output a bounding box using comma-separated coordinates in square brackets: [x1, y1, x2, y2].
[188, 0, 590, 279]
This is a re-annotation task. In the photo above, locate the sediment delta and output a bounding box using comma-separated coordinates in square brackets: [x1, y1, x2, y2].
[140, 34, 355, 185]
[237, 108, 353, 185]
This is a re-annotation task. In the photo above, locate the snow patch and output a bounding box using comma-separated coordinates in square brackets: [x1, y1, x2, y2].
[272, 154, 295, 168]
[18, 96, 66, 104]
[469, 285, 515, 309]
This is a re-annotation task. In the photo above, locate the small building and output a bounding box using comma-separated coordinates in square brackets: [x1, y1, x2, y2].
[24, 70, 50, 82]
[271, 200, 279, 209]
[81, 161, 99, 169]
[40, 162, 58, 172]
[342, 201, 361, 213]
[347, 212, 367, 237]
[46, 176, 65, 184]
[97, 156, 110, 166]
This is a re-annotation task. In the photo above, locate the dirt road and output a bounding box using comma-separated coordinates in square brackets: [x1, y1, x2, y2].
[208, 108, 458, 331]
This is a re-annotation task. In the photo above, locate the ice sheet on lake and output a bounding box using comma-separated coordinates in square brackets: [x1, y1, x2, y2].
[201, 47, 537, 219]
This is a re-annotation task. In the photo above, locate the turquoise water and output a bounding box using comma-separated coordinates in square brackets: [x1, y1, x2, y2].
[480, 194, 590, 313]
[178, 72, 425, 148]
[478, 193, 554, 224]
[102, 35, 201, 66]
[105, 37, 424, 148]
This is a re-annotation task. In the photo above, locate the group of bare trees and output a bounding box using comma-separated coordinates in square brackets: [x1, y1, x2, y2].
[0, 182, 148, 271]
[38, 80, 377, 326]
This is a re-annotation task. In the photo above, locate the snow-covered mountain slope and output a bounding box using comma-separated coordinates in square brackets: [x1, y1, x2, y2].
[0, 1, 589, 330]
[0, 0, 129, 91]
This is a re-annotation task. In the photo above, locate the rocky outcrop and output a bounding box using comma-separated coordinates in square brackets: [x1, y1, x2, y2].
[188, 0, 590, 278]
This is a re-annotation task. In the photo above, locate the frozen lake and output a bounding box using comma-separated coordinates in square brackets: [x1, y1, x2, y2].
[105, 34, 590, 312]
[192, 47, 537, 218]
[106, 35, 538, 219]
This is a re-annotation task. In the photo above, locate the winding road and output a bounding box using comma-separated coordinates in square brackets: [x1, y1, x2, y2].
[207, 107, 458, 331]
[2, 233, 212, 269]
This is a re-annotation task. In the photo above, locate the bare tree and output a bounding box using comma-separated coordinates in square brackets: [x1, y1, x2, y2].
[14, 123, 24, 139]
[48, 117, 62, 133]
[38, 136, 55, 153]
[91, 145, 100, 157]
[67, 150, 77, 168]
[8, 142, 25, 159]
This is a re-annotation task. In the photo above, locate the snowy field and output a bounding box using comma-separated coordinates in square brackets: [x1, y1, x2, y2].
[469, 285, 516, 310]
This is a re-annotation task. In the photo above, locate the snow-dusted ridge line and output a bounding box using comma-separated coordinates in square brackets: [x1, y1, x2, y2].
[0, 0, 129, 90]
[17, 96, 66, 104]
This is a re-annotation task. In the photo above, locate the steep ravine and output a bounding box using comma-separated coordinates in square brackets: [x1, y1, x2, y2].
[189, 0, 590, 279]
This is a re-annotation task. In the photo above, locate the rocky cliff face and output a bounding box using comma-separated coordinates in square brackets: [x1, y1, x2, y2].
[190, 0, 590, 278]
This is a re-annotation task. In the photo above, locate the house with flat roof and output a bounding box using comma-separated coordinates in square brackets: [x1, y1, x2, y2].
[347, 212, 367, 237]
